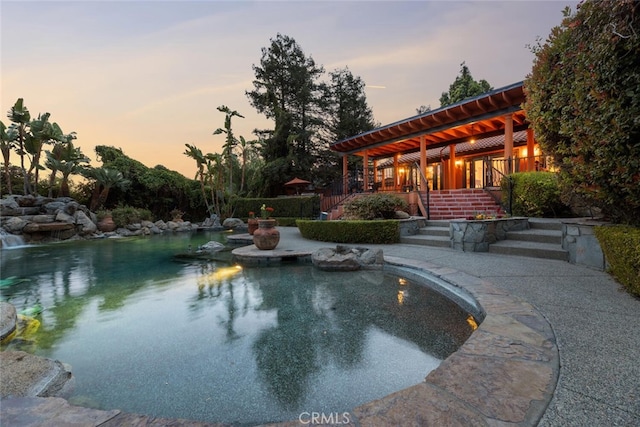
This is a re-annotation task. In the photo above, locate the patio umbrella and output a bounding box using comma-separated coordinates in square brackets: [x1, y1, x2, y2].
[284, 177, 311, 194]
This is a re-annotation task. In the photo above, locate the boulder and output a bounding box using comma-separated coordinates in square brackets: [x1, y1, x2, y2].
[223, 217, 245, 229]
[395, 210, 411, 219]
[42, 201, 66, 215]
[55, 211, 75, 224]
[197, 241, 225, 252]
[32, 215, 55, 224]
[312, 245, 384, 271]
[63, 201, 80, 216]
[154, 220, 168, 230]
[2, 217, 28, 233]
[0, 198, 21, 216]
[74, 211, 97, 235]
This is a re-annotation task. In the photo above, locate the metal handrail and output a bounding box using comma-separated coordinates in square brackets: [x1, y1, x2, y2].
[484, 158, 513, 215]
[413, 162, 430, 220]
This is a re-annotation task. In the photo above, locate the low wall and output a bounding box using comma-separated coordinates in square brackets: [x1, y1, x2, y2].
[398, 217, 427, 237]
[450, 218, 529, 252]
[561, 220, 607, 271]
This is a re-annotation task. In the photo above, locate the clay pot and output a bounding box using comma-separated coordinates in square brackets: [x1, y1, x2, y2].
[253, 219, 280, 250]
[247, 218, 259, 235]
[97, 216, 116, 232]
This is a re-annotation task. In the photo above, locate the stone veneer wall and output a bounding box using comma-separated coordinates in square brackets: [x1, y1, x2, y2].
[561, 220, 607, 271]
[450, 218, 529, 252]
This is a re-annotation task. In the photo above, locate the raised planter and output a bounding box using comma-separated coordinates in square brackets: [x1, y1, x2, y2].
[450, 217, 529, 252]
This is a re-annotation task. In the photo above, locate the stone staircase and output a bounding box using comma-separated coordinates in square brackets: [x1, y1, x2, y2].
[401, 220, 451, 248]
[427, 189, 503, 220]
[489, 218, 569, 261]
[401, 218, 570, 261]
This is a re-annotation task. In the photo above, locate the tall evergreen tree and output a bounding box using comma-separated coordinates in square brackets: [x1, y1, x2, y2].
[439, 62, 492, 107]
[317, 67, 376, 186]
[246, 34, 325, 196]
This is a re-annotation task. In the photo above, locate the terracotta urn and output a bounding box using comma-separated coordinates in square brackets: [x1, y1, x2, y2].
[97, 215, 116, 232]
[247, 218, 259, 235]
[253, 219, 280, 250]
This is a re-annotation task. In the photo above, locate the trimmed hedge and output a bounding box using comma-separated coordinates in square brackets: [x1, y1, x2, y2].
[594, 225, 640, 298]
[343, 193, 408, 220]
[296, 220, 400, 244]
[504, 172, 570, 217]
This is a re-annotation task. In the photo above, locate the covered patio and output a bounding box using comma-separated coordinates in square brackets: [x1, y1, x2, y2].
[328, 81, 547, 217]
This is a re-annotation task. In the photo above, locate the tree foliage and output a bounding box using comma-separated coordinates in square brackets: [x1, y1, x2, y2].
[523, 0, 640, 225]
[246, 34, 375, 196]
[439, 62, 492, 107]
[85, 146, 204, 220]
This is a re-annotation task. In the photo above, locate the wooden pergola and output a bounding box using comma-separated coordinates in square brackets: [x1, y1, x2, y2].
[330, 81, 535, 191]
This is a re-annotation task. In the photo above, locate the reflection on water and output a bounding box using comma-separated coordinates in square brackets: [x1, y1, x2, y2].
[0, 232, 474, 424]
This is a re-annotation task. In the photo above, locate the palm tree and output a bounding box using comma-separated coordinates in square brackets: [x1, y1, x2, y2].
[6, 98, 32, 194]
[237, 136, 259, 193]
[213, 105, 244, 194]
[84, 167, 130, 211]
[28, 114, 70, 193]
[184, 143, 212, 215]
[0, 121, 17, 194]
[205, 152, 224, 218]
[45, 136, 85, 197]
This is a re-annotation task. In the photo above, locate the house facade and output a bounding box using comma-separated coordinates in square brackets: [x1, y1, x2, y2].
[328, 81, 550, 219]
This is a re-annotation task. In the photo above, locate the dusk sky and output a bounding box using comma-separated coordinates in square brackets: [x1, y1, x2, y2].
[1, 1, 579, 179]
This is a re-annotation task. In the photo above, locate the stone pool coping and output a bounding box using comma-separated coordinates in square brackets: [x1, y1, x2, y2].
[1, 246, 559, 426]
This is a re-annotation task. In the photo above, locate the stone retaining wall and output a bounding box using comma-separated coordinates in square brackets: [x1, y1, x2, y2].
[450, 218, 529, 252]
[561, 220, 607, 270]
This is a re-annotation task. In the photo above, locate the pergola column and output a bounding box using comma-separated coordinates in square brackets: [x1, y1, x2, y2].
[505, 113, 514, 173]
[363, 151, 369, 192]
[448, 144, 456, 189]
[372, 159, 378, 191]
[393, 154, 399, 191]
[342, 154, 348, 194]
[419, 135, 427, 189]
[526, 128, 535, 171]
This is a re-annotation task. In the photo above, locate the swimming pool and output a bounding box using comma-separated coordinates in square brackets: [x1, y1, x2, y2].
[0, 231, 475, 424]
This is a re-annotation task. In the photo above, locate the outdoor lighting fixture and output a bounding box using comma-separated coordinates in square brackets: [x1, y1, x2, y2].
[469, 123, 476, 144]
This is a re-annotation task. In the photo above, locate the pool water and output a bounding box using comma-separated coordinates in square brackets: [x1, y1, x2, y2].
[0, 232, 474, 424]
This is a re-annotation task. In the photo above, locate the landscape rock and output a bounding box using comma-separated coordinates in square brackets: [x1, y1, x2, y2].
[197, 241, 225, 252]
[395, 210, 411, 219]
[74, 211, 97, 235]
[223, 217, 245, 229]
[2, 216, 28, 233]
[42, 201, 66, 215]
[55, 211, 75, 224]
[312, 245, 384, 271]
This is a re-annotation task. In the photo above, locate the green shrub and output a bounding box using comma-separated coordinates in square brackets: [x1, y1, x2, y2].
[343, 194, 408, 220]
[594, 225, 640, 297]
[111, 205, 153, 228]
[504, 172, 569, 217]
[296, 219, 400, 244]
[523, 1, 640, 226]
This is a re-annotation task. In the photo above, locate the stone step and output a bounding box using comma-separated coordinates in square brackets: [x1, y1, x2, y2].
[488, 240, 569, 261]
[400, 234, 451, 248]
[505, 228, 562, 245]
[528, 218, 564, 231]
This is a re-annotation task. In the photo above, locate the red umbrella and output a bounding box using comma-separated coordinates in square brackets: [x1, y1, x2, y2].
[285, 177, 311, 186]
[284, 177, 311, 194]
